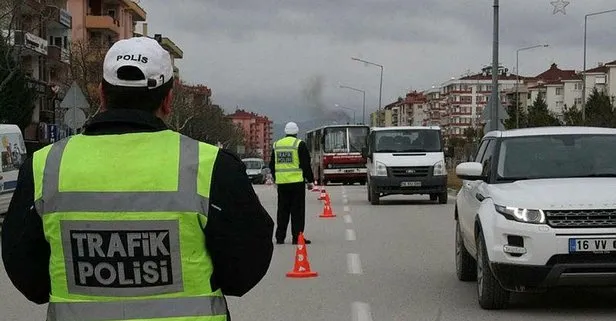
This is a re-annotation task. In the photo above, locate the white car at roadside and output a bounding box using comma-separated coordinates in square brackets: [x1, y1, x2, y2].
[454, 126, 616, 310]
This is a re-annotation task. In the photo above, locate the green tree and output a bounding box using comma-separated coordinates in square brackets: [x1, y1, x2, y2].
[562, 104, 583, 126]
[527, 93, 561, 127]
[504, 96, 528, 129]
[584, 88, 615, 127]
[0, 40, 37, 129]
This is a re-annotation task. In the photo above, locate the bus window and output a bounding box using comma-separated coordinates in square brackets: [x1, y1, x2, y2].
[324, 127, 347, 153]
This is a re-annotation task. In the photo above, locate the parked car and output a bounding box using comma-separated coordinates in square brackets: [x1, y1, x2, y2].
[242, 157, 266, 184]
[454, 126, 616, 309]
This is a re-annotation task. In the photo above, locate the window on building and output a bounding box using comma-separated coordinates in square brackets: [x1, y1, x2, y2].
[574, 98, 582, 106]
[555, 88, 563, 96]
[574, 83, 583, 90]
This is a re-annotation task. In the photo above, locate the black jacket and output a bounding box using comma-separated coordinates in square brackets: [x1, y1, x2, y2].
[1, 109, 274, 304]
[268, 135, 314, 183]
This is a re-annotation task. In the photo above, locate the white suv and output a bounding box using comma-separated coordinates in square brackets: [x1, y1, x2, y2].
[454, 126, 616, 310]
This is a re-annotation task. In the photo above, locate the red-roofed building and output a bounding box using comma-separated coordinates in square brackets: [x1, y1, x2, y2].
[228, 109, 273, 161]
[521, 63, 583, 117]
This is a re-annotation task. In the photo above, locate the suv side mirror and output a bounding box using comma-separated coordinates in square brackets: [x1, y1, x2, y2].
[455, 162, 486, 181]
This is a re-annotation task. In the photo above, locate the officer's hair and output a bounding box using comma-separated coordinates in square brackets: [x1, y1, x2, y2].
[102, 66, 174, 112]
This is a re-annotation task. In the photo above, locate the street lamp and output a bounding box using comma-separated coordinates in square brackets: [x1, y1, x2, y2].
[582, 8, 616, 122]
[515, 44, 549, 128]
[334, 104, 356, 124]
[339, 84, 366, 124]
[351, 57, 384, 125]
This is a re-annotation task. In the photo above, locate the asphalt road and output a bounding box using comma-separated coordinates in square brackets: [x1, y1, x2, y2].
[1, 185, 615, 321]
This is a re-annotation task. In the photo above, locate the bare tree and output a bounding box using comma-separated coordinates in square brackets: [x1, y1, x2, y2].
[167, 80, 199, 132]
[64, 40, 107, 118]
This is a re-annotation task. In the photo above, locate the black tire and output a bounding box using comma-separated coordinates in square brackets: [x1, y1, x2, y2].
[455, 221, 476, 282]
[367, 185, 372, 202]
[430, 194, 437, 201]
[370, 185, 380, 205]
[476, 230, 510, 310]
[359, 180, 366, 186]
[438, 192, 448, 204]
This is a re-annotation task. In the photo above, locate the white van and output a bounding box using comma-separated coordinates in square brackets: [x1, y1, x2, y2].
[0, 125, 27, 215]
[242, 157, 266, 184]
[362, 126, 449, 205]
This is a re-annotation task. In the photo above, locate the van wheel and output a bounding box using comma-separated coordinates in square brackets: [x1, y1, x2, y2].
[430, 194, 437, 201]
[370, 185, 380, 205]
[438, 192, 448, 204]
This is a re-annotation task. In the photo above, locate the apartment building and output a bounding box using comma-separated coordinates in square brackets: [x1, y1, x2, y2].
[522, 63, 583, 117]
[3, 0, 73, 144]
[428, 65, 518, 139]
[583, 59, 616, 104]
[424, 87, 444, 126]
[68, 0, 146, 46]
[228, 109, 274, 161]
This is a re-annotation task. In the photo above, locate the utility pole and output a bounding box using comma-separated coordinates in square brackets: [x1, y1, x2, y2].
[489, 0, 500, 132]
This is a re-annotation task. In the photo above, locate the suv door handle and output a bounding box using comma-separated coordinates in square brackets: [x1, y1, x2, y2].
[475, 193, 485, 201]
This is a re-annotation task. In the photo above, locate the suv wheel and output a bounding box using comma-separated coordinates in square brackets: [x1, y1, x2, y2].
[438, 192, 448, 204]
[476, 230, 510, 310]
[455, 221, 476, 281]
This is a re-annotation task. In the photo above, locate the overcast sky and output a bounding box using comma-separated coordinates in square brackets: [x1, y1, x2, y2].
[138, 0, 616, 123]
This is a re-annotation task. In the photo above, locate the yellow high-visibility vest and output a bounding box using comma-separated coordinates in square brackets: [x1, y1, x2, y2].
[273, 136, 304, 184]
[32, 130, 228, 321]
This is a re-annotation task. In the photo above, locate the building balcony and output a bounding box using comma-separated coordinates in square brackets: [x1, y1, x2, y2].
[45, 5, 72, 29]
[48, 45, 70, 65]
[86, 15, 120, 35]
[124, 0, 147, 21]
[8, 30, 48, 56]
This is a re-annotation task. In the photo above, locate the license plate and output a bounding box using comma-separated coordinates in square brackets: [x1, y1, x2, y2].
[569, 238, 616, 253]
[401, 181, 421, 187]
[343, 169, 355, 173]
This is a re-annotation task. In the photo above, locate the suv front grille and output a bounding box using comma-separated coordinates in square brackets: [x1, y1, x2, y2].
[545, 209, 616, 228]
[389, 166, 431, 178]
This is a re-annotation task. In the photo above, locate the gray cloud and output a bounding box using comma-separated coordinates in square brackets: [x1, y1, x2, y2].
[141, 0, 616, 123]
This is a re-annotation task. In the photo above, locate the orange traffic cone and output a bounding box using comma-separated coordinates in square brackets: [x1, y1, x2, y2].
[286, 233, 318, 278]
[319, 201, 336, 218]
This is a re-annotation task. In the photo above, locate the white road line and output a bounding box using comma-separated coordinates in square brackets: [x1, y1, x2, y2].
[346, 229, 356, 241]
[343, 205, 350, 212]
[352, 302, 373, 321]
[344, 214, 353, 224]
[347, 253, 363, 274]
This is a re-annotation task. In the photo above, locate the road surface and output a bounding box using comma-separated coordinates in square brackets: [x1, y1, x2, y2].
[1, 185, 615, 320]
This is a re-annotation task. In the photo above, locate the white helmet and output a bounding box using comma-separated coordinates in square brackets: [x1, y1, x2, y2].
[284, 122, 299, 135]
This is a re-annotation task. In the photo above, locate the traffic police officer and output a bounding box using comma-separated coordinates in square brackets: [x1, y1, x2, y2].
[269, 122, 315, 245]
[1, 37, 274, 321]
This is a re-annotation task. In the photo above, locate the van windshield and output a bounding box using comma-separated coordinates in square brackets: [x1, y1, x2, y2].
[374, 130, 442, 153]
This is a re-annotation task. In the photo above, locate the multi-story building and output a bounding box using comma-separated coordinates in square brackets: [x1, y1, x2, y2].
[523, 63, 583, 118]
[132, 24, 183, 79]
[583, 60, 616, 104]
[430, 65, 519, 139]
[424, 87, 445, 126]
[68, 0, 146, 46]
[228, 109, 274, 162]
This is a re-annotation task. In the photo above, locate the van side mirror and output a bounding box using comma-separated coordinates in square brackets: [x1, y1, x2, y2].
[361, 147, 369, 159]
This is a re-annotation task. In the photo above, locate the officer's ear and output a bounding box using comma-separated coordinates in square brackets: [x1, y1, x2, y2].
[160, 88, 173, 116]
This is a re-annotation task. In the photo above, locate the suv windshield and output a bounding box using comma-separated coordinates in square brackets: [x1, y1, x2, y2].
[243, 160, 263, 170]
[375, 130, 442, 153]
[497, 134, 616, 180]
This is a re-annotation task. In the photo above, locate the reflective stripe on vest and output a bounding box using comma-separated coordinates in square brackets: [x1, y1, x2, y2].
[35, 134, 208, 215]
[47, 296, 227, 321]
[273, 137, 303, 184]
[34, 132, 227, 321]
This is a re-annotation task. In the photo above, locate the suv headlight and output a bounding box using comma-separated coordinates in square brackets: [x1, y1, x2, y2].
[494, 205, 546, 224]
[375, 161, 388, 176]
[433, 160, 446, 176]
